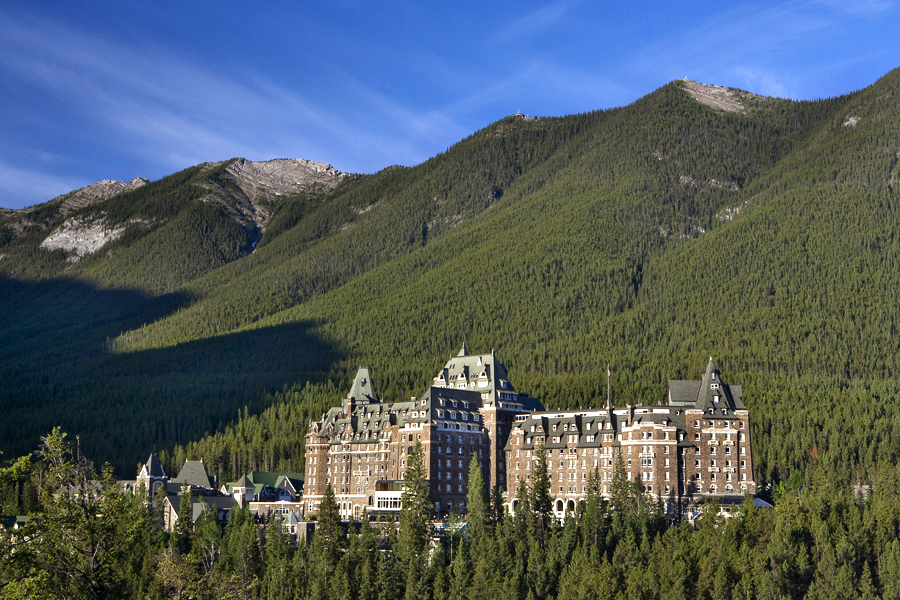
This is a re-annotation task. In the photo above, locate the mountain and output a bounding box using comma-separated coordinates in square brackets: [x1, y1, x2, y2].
[1, 69, 899, 483]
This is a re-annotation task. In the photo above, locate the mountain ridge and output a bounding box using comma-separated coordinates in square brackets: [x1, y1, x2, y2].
[1, 68, 899, 481]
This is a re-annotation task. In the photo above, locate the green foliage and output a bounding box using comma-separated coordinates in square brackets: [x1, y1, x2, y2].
[2, 68, 900, 492]
[465, 456, 489, 542]
[14, 432, 900, 599]
[398, 441, 432, 570]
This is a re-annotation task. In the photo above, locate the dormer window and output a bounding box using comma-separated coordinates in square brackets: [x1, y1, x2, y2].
[711, 383, 719, 390]
[714, 395, 720, 403]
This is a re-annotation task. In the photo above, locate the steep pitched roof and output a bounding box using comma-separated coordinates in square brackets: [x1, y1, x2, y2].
[347, 367, 379, 404]
[141, 453, 166, 478]
[172, 460, 215, 489]
[668, 358, 745, 411]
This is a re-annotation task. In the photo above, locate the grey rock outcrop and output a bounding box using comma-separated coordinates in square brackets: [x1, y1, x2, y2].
[40, 216, 125, 260]
[57, 177, 150, 216]
[223, 158, 344, 202]
[680, 79, 760, 113]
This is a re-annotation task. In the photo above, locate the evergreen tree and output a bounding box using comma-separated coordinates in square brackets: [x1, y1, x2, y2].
[399, 441, 433, 565]
[399, 441, 433, 599]
[317, 481, 344, 554]
[490, 484, 506, 527]
[531, 444, 553, 546]
[172, 480, 193, 555]
[466, 455, 489, 543]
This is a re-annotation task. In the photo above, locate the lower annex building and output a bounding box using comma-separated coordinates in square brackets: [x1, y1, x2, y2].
[304, 349, 755, 519]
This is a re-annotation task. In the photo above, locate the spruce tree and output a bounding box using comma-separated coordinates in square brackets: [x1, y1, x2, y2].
[531, 444, 553, 545]
[399, 441, 433, 564]
[466, 455, 489, 542]
[172, 481, 193, 555]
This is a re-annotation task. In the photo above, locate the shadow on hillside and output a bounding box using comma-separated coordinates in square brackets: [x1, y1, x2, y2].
[0, 277, 342, 475]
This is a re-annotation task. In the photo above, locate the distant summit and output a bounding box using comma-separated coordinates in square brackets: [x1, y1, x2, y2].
[678, 78, 762, 113]
[55, 177, 150, 215]
[222, 157, 345, 202]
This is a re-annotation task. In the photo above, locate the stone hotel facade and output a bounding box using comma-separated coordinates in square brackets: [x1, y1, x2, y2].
[304, 348, 755, 519]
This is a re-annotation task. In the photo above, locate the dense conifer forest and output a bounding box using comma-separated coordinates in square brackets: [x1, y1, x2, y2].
[1, 67, 899, 499]
[5, 431, 900, 599]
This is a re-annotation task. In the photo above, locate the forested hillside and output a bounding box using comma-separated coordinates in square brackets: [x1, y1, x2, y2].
[1, 68, 898, 484]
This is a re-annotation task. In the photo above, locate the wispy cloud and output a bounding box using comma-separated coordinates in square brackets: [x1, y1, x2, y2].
[618, 2, 846, 99]
[495, 0, 579, 43]
[0, 160, 88, 209]
[0, 7, 473, 207]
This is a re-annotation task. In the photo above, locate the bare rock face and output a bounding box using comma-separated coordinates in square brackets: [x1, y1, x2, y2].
[5, 177, 148, 240]
[39, 217, 125, 261]
[680, 79, 759, 113]
[58, 177, 150, 216]
[224, 158, 344, 202]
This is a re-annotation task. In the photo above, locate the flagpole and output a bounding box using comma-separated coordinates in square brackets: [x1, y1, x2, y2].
[606, 363, 610, 409]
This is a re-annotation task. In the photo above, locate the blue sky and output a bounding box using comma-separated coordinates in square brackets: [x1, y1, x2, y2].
[1, 1, 898, 209]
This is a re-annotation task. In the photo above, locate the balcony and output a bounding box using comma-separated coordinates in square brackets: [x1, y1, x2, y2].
[708, 467, 721, 473]
[723, 440, 735, 446]
[724, 468, 736, 474]
[707, 440, 720, 446]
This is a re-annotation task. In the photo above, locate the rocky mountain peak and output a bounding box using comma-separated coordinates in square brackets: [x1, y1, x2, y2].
[57, 177, 150, 216]
[679, 79, 760, 113]
[223, 157, 345, 202]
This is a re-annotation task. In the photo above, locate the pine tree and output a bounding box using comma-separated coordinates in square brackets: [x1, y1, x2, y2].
[490, 484, 506, 527]
[466, 455, 489, 543]
[317, 481, 343, 553]
[172, 480, 193, 555]
[531, 444, 553, 546]
[399, 441, 433, 565]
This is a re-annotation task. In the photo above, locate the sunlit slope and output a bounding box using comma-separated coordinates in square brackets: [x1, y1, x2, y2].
[3, 67, 899, 477]
[171, 70, 900, 482]
[115, 80, 827, 353]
